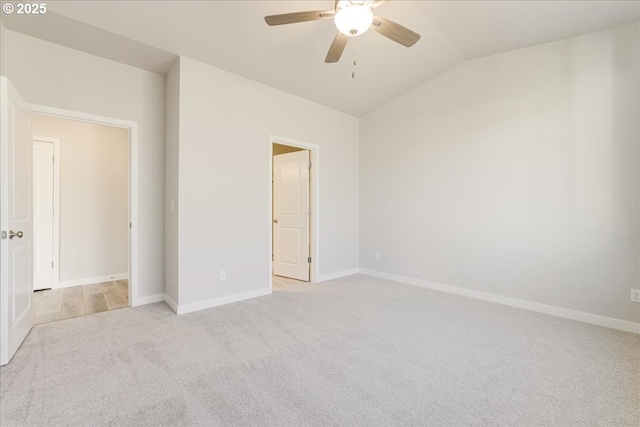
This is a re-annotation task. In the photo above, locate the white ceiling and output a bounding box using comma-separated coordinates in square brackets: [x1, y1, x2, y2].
[5, 1, 639, 117]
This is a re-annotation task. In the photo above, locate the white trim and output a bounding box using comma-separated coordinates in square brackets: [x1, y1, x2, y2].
[0, 77, 9, 365]
[135, 294, 165, 306]
[176, 288, 271, 315]
[129, 125, 139, 306]
[360, 269, 640, 335]
[268, 135, 320, 292]
[29, 104, 140, 307]
[32, 136, 61, 289]
[56, 273, 129, 289]
[317, 268, 360, 283]
[163, 294, 178, 314]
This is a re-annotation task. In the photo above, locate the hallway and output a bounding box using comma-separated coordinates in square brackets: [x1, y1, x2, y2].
[33, 280, 129, 325]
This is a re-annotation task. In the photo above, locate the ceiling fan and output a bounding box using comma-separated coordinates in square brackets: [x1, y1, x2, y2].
[265, 0, 421, 63]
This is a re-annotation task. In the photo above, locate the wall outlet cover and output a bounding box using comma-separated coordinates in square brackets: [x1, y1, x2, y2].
[631, 289, 640, 303]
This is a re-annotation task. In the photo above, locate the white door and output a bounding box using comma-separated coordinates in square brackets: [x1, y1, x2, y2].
[0, 77, 35, 366]
[273, 150, 310, 281]
[33, 140, 54, 291]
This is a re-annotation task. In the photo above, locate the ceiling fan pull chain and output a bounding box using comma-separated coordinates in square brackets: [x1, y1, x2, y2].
[352, 40, 357, 79]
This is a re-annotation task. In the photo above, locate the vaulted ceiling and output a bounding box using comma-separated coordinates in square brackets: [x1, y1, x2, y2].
[4, 1, 639, 116]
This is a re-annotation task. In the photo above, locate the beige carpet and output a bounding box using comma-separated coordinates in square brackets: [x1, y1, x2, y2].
[1, 274, 638, 426]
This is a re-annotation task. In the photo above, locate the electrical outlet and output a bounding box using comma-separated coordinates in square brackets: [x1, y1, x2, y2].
[220, 271, 226, 281]
[375, 252, 380, 261]
[631, 289, 640, 303]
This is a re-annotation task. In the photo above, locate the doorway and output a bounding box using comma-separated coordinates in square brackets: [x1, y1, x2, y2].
[30, 113, 132, 324]
[269, 136, 319, 292]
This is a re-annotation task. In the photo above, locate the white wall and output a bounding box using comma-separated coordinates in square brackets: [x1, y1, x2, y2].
[175, 56, 359, 309]
[360, 22, 640, 324]
[164, 59, 180, 306]
[31, 114, 129, 284]
[4, 30, 166, 300]
[0, 20, 5, 77]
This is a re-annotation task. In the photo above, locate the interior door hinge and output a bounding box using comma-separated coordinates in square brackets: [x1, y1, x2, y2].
[51, 261, 54, 268]
[307, 256, 312, 263]
[308, 161, 311, 170]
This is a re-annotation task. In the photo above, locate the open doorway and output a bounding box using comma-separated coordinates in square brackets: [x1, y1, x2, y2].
[269, 136, 319, 292]
[31, 113, 131, 324]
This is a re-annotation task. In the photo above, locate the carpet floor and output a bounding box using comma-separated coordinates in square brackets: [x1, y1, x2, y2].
[1, 274, 638, 426]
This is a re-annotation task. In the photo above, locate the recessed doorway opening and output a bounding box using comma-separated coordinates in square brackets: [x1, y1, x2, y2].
[30, 112, 133, 324]
[269, 136, 319, 292]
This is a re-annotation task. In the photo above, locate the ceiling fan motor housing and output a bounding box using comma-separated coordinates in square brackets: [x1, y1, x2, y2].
[334, 3, 374, 37]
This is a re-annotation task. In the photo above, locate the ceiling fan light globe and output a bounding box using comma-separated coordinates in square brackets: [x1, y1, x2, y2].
[334, 5, 373, 37]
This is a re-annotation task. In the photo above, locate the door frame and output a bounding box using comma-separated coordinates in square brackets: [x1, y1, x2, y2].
[268, 135, 319, 292]
[30, 104, 139, 307]
[32, 136, 61, 290]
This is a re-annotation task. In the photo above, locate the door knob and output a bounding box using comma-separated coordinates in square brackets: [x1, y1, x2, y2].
[273, 219, 278, 224]
[9, 230, 23, 239]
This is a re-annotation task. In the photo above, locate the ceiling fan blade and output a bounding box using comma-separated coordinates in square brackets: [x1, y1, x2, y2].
[371, 15, 420, 47]
[325, 32, 349, 63]
[265, 10, 335, 26]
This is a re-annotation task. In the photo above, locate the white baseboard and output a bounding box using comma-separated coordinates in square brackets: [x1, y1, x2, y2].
[163, 294, 178, 314]
[360, 269, 640, 335]
[176, 287, 271, 315]
[133, 294, 165, 306]
[317, 268, 360, 283]
[56, 273, 129, 289]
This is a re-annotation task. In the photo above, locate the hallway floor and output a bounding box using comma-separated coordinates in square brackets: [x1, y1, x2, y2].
[33, 280, 129, 325]
[273, 275, 307, 290]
